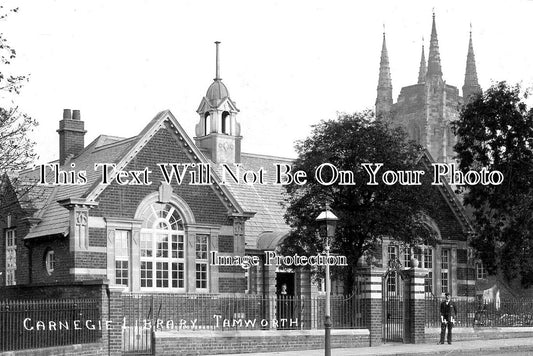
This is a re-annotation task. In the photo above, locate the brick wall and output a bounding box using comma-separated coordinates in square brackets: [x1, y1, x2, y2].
[90, 127, 230, 227]
[0, 179, 32, 286]
[156, 330, 369, 355]
[219, 277, 246, 293]
[0, 281, 106, 300]
[218, 235, 234, 253]
[88, 228, 106, 247]
[29, 237, 74, 284]
[0, 343, 106, 356]
[0, 281, 124, 356]
[74, 251, 107, 269]
[425, 327, 533, 343]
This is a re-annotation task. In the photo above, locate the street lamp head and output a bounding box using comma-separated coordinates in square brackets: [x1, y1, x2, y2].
[316, 205, 338, 238]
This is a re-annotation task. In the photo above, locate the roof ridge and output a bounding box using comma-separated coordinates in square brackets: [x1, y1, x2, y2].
[241, 152, 295, 161]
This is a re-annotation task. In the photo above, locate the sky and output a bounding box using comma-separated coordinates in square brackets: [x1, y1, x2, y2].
[3, 0, 533, 164]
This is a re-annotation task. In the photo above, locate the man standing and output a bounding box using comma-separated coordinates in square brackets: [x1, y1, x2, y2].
[439, 292, 457, 344]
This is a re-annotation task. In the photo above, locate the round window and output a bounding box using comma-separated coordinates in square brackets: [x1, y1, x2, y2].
[45, 249, 55, 275]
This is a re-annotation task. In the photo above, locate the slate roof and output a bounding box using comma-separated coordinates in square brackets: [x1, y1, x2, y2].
[220, 153, 293, 248]
[21, 134, 139, 239]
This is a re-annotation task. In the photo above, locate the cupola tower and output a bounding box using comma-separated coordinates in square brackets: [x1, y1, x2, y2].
[195, 42, 242, 163]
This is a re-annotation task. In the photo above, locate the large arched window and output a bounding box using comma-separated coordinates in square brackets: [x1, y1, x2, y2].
[139, 203, 185, 291]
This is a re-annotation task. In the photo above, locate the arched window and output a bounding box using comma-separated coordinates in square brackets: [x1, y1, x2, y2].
[204, 113, 211, 136]
[221, 111, 230, 135]
[139, 203, 185, 291]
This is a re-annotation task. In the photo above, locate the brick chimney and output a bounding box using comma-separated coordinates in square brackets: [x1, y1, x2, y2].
[57, 109, 86, 165]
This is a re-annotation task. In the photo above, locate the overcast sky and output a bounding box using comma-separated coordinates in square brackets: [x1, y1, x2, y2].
[3, 0, 533, 164]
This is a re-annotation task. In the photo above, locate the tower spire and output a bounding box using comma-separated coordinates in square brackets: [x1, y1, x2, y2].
[376, 30, 393, 120]
[462, 26, 481, 102]
[427, 12, 442, 78]
[195, 42, 241, 164]
[215, 41, 221, 80]
[417, 38, 426, 84]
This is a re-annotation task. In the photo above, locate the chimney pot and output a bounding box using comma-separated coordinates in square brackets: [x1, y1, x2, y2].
[63, 109, 72, 120]
[58, 109, 86, 165]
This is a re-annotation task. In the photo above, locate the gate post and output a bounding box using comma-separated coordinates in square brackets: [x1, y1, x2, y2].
[404, 267, 428, 344]
[355, 266, 385, 346]
[107, 285, 125, 356]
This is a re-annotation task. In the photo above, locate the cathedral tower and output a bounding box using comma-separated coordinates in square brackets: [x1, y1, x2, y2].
[375, 13, 481, 164]
[195, 42, 242, 164]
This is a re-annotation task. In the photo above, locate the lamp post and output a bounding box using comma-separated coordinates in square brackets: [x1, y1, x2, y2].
[316, 205, 338, 356]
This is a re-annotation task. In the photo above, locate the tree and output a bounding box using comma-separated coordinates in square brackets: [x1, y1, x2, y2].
[453, 81, 533, 287]
[281, 111, 438, 292]
[0, 6, 38, 211]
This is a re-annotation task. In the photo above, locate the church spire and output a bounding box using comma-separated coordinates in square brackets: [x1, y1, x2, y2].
[417, 39, 427, 84]
[427, 12, 442, 78]
[463, 25, 482, 102]
[376, 30, 393, 120]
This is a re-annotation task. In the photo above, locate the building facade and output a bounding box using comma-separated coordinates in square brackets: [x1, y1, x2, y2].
[0, 43, 302, 299]
[0, 20, 480, 300]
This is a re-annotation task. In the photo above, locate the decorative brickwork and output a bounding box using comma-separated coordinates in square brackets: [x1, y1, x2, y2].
[356, 267, 385, 346]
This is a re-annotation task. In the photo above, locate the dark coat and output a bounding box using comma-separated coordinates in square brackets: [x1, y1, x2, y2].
[440, 300, 457, 321]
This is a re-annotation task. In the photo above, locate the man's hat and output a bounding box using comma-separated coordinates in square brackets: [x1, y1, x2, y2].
[444, 292, 450, 296]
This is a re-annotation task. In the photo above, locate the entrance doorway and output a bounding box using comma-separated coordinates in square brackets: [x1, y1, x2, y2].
[276, 272, 296, 329]
[276, 272, 295, 296]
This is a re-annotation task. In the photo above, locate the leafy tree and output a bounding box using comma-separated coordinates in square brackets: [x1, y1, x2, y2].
[281, 111, 438, 292]
[453, 81, 533, 287]
[0, 6, 38, 211]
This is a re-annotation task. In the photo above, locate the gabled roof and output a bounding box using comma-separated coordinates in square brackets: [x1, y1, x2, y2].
[22, 133, 139, 239]
[416, 150, 475, 234]
[20, 111, 252, 240]
[219, 153, 293, 248]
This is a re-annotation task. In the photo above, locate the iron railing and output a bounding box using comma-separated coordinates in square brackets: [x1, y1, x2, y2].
[0, 298, 101, 352]
[121, 293, 366, 332]
[425, 295, 533, 328]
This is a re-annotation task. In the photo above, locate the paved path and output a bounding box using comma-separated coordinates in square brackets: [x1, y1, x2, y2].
[204, 337, 533, 356]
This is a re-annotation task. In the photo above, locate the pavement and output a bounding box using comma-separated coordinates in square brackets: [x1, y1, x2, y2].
[204, 337, 533, 355]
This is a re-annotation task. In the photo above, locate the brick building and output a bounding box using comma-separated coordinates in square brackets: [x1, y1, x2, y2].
[1, 19, 478, 300]
[0, 39, 316, 304]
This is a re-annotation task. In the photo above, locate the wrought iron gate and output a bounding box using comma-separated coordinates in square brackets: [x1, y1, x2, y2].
[121, 295, 155, 355]
[382, 258, 406, 342]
